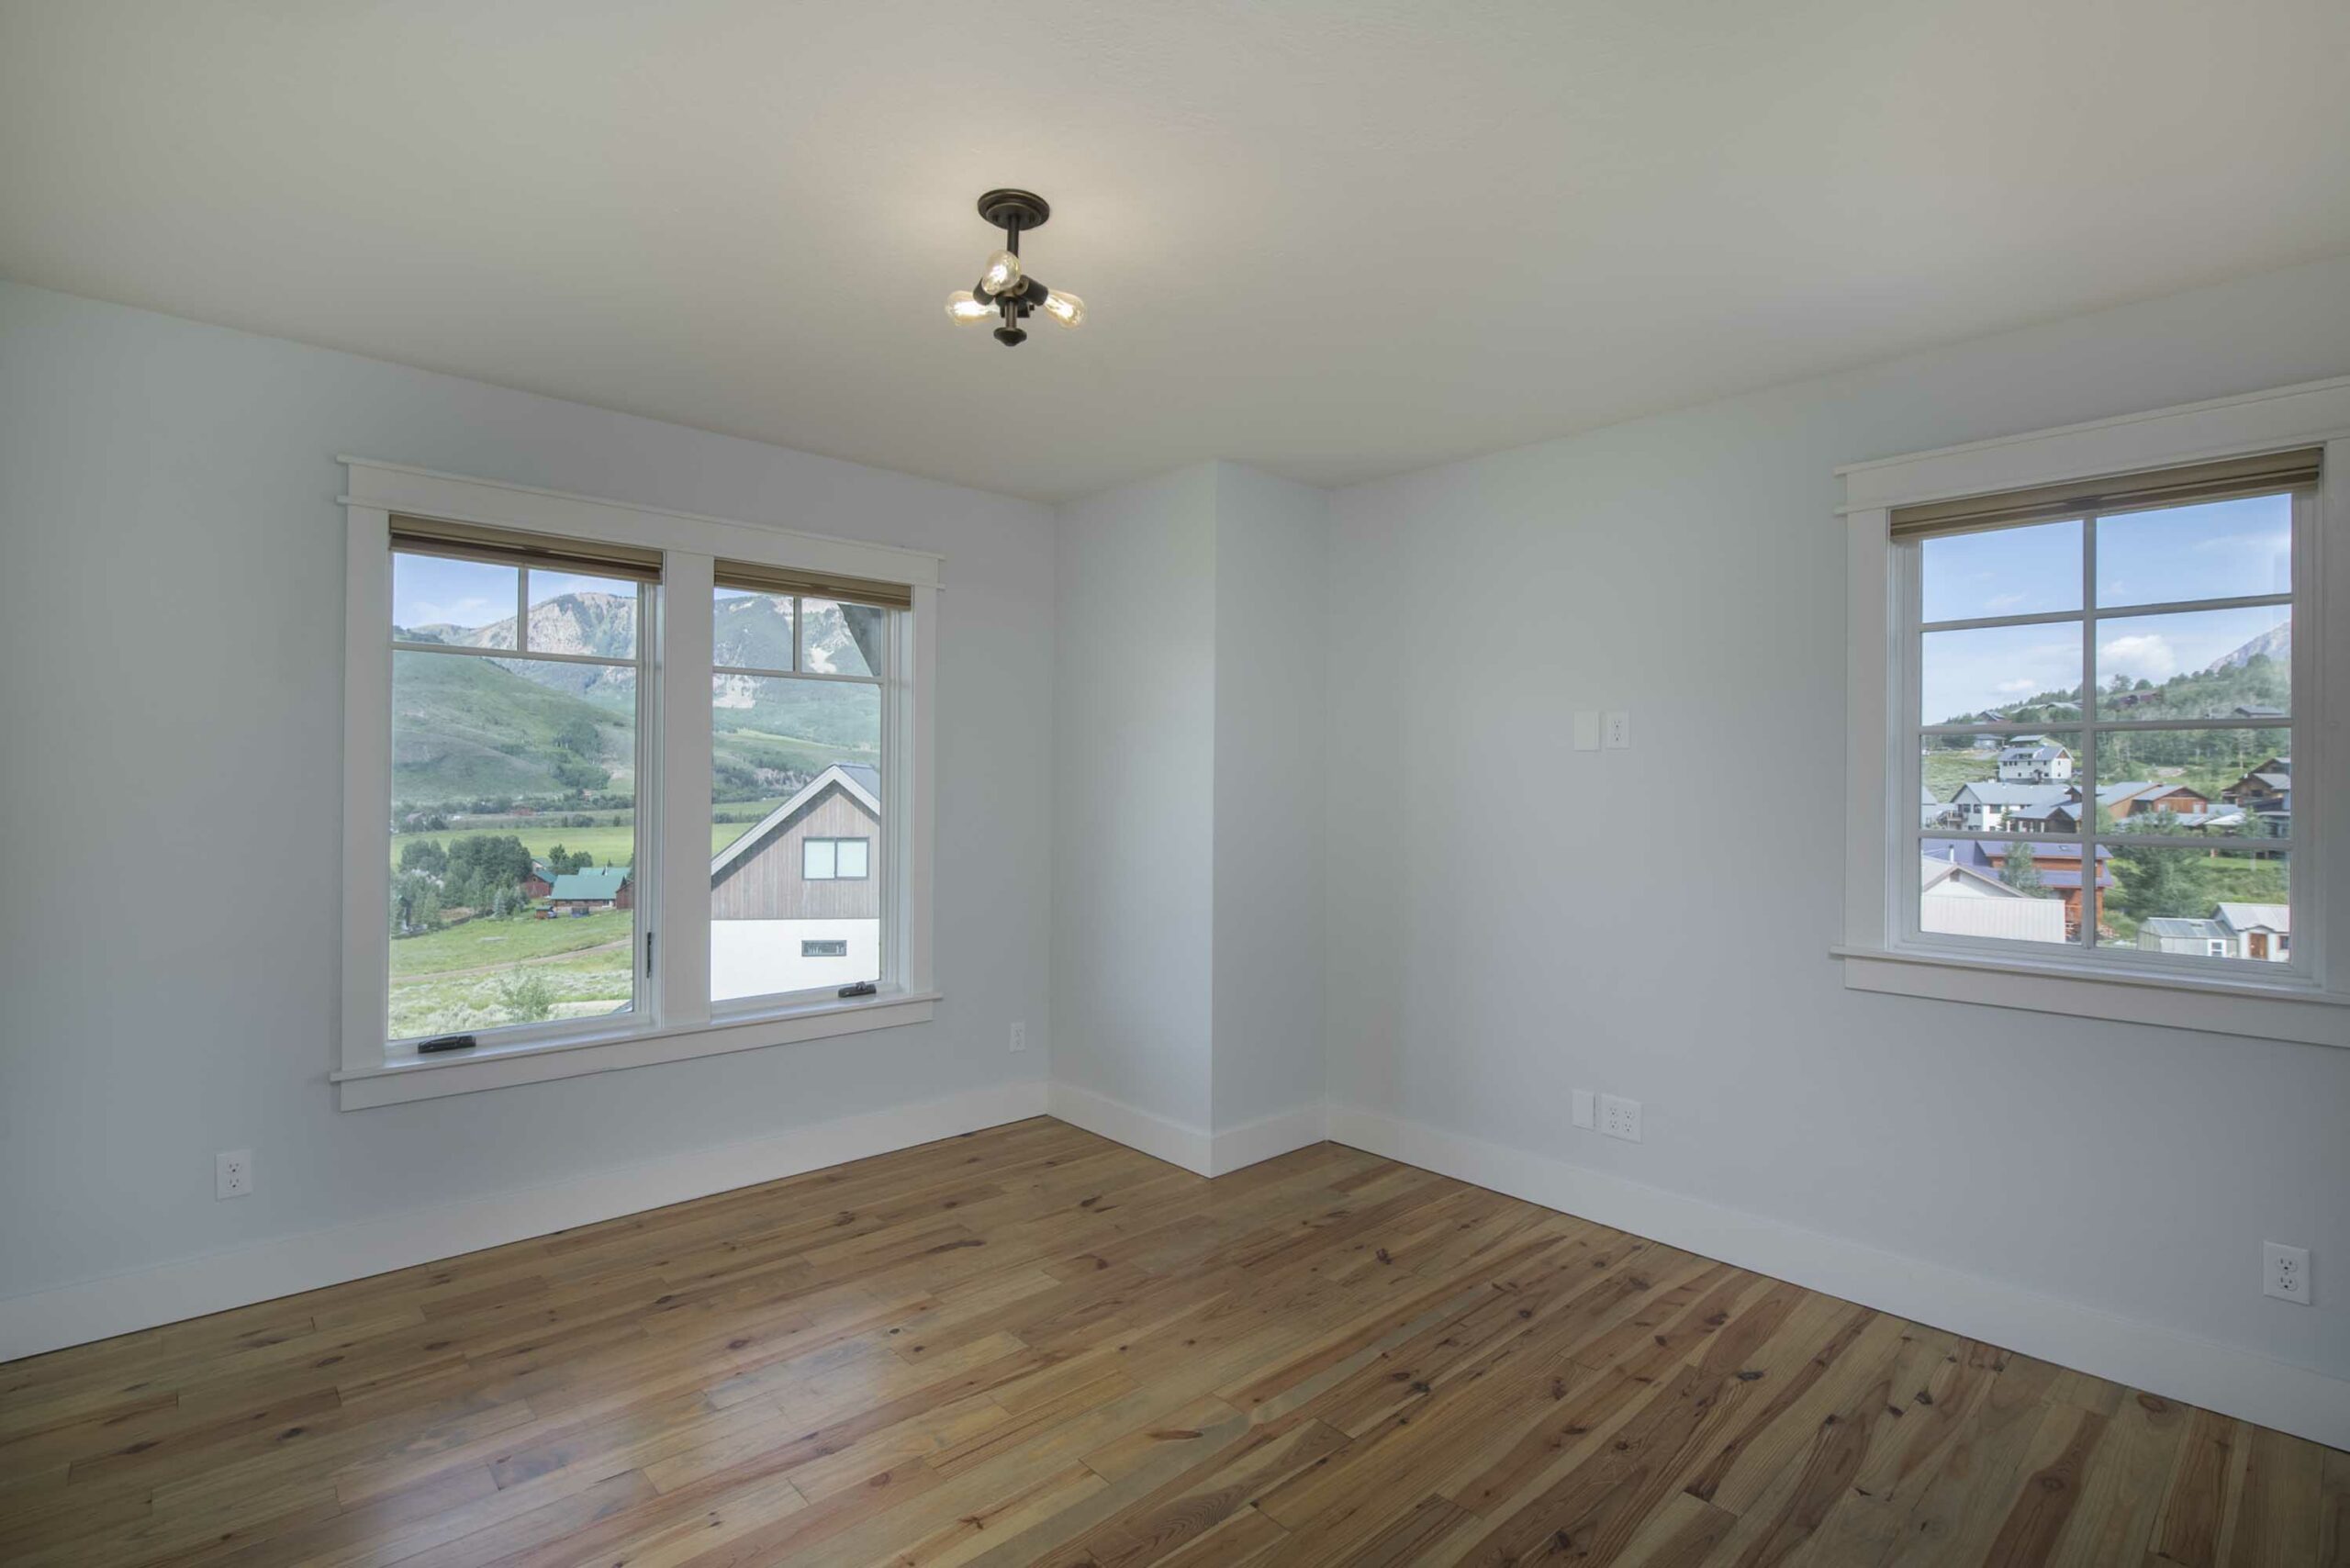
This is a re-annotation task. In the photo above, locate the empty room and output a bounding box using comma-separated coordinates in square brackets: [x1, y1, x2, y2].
[3, 3, 2347, 1562]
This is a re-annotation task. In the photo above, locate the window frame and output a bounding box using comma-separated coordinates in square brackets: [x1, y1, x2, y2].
[800, 835, 872, 883]
[338, 458, 941, 1107]
[1837, 379, 2350, 1047]
[1897, 488, 2311, 986]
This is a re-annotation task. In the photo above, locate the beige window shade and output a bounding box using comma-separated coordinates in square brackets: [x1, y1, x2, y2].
[389, 515, 663, 580]
[713, 560, 913, 610]
[1889, 447, 2322, 540]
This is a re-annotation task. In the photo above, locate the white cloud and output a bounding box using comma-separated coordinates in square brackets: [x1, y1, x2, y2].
[1994, 678, 2039, 694]
[2099, 633, 2176, 679]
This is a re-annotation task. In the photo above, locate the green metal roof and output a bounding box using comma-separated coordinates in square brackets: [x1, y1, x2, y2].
[546, 867, 631, 901]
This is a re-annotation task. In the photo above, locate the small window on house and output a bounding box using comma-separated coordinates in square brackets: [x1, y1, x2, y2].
[1902, 459, 2307, 971]
[804, 839, 838, 879]
[801, 939, 848, 958]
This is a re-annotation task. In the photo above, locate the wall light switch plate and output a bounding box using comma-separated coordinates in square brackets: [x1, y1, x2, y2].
[1599, 1094, 1641, 1142]
[1572, 711, 1600, 752]
[1571, 1089, 1595, 1129]
[1602, 711, 1632, 750]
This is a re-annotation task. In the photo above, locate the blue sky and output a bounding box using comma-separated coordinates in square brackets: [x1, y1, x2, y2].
[393, 554, 634, 631]
[1919, 494, 2291, 722]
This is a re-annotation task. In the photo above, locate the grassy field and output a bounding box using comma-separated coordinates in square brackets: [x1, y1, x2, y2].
[388, 911, 635, 1037]
[389, 909, 633, 977]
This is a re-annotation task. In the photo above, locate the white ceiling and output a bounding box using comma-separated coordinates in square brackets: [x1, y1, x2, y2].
[4, 2, 2346, 501]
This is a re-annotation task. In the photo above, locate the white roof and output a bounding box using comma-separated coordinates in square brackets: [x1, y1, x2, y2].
[2214, 902, 2288, 934]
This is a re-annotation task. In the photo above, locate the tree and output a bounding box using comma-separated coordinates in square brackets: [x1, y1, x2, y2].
[554, 716, 600, 756]
[2001, 841, 2043, 894]
[397, 838, 448, 876]
[496, 968, 554, 1023]
[2119, 847, 2213, 923]
[391, 871, 442, 935]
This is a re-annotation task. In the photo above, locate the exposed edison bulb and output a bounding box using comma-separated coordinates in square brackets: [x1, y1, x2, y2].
[945, 289, 994, 325]
[1041, 288, 1086, 329]
[979, 248, 1024, 296]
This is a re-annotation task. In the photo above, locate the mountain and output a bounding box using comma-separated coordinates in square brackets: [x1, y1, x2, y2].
[2203, 622, 2289, 673]
[398, 591, 640, 705]
[393, 591, 879, 806]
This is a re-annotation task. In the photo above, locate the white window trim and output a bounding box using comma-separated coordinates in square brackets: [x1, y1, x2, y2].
[336, 458, 941, 1107]
[1837, 377, 2350, 1047]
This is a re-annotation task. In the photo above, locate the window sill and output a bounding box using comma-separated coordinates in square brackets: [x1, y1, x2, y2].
[334, 990, 941, 1108]
[1830, 945, 2344, 1047]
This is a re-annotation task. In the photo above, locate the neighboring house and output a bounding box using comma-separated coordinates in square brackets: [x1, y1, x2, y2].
[2219, 756, 2290, 813]
[2104, 782, 2210, 820]
[521, 863, 554, 900]
[2215, 902, 2290, 962]
[1919, 785, 1942, 828]
[709, 762, 882, 1001]
[1919, 852, 2067, 943]
[1923, 837, 2110, 939]
[545, 866, 632, 913]
[2136, 917, 2233, 958]
[1997, 735, 2073, 783]
[1950, 780, 2071, 832]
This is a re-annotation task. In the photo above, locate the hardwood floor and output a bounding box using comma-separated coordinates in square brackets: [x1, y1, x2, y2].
[3, 1118, 2342, 1566]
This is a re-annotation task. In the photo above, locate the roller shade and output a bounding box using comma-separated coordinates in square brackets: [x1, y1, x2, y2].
[713, 560, 914, 610]
[1889, 447, 2322, 540]
[390, 515, 663, 580]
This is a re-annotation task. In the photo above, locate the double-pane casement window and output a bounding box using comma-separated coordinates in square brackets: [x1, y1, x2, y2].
[341, 460, 938, 1106]
[1903, 449, 2316, 974]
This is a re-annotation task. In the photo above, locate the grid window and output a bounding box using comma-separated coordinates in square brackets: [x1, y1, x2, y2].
[1911, 487, 2300, 969]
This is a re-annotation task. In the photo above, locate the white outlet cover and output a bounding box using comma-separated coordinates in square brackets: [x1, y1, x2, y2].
[2263, 1240, 2310, 1304]
[1572, 711, 1600, 752]
[1603, 711, 1631, 749]
[1599, 1093, 1642, 1142]
[1571, 1089, 1595, 1128]
[216, 1148, 253, 1200]
[1009, 1020, 1027, 1053]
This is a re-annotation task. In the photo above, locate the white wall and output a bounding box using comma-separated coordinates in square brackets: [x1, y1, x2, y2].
[1049, 461, 1329, 1147]
[1210, 464, 1329, 1129]
[1325, 254, 2350, 1392]
[1050, 465, 1219, 1131]
[0, 279, 1055, 1304]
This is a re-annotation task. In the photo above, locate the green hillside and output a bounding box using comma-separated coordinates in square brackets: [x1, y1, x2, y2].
[392, 652, 636, 805]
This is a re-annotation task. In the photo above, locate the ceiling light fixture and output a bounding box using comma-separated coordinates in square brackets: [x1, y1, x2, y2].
[946, 188, 1084, 347]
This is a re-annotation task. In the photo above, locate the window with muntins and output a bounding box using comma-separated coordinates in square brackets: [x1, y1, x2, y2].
[1904, 451, 2314, 975]
[387, 524, 657, 1043]
[708, 573, 890, 1005]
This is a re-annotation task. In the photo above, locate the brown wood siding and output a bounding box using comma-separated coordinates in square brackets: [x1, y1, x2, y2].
[710, 784, 879, 920]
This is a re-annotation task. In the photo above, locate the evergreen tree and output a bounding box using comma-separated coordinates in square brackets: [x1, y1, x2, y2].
[2120, 847, 2212, 923]
[2001, 841, 2044, 894]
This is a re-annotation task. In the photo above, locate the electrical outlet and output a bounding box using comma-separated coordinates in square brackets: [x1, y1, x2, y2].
[1009, 1020, 1027, 1054]
[1599, 1094, 1642, 1142]
[2263, 1241, 2310, 1305]
[1602, 711, 1631, 750]
[1570, 1089, 1595, 1129]
[216, 1149, 253, 1200]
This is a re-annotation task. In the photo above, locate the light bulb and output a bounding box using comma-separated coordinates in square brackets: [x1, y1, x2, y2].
[979, 248, 1024, 296]
[1041, 288, 1086, 329]
[945, 289, 993, 325]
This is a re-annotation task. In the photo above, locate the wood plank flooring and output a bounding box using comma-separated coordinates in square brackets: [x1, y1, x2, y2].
[3, 1118, 2342, 1566]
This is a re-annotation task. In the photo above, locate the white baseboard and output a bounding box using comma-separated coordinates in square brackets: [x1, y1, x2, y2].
[1043, 1084, 1326, 1177]
[1046, 1082, 1214, 1174]
[1326, 1103, 2349, 1450]
[1208, 1101, 1328, 1176]
[0, 1079, 1049, 1365]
